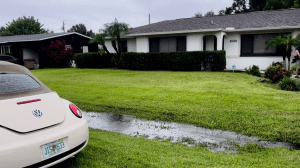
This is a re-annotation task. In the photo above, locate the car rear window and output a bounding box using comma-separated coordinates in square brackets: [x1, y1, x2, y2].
[0, 74, 41, 93]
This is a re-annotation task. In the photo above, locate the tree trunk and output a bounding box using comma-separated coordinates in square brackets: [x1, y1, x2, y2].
[116, 36, 122, 67]
[111, 40, 120, 66]
[112, 40, 119, 55]
[282, 55, 286, 69]
[102, 45, 110, 54]
[288, 56, 291, 70]
[117, 36, 122, 57]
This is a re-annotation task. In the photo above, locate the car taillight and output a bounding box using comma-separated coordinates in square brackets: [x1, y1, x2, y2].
[69, 104, 82, 118]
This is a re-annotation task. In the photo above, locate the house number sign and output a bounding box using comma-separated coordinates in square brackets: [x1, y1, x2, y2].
[230, 40, 237, 42]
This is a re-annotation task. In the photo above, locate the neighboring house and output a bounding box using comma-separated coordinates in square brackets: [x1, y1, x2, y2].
[106, 9, 300, 70]
[0, 32, 98, 68]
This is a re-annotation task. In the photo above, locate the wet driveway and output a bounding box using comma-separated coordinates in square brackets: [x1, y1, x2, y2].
[83, 112, 298, 153]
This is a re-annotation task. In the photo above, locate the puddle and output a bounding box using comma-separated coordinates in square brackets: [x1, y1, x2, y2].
[83, 112, 298, 153]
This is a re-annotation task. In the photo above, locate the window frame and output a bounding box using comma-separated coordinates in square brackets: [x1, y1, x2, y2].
[120, 40, 128, 53]
[149, 36, 187, 53]
[65, 45, 71, 50]
[0, 45, 12, 54]
[240, 33, 283, 57]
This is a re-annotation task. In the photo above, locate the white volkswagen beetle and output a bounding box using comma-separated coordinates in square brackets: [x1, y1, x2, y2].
[0, 61, 89, 168]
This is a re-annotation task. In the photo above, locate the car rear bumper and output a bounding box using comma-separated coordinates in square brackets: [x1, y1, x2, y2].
[25, 140, 88, 168]
[0, 101, 89, 168]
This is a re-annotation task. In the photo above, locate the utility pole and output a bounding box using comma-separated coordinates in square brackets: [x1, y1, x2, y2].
[62, 21, 66, 33]
[149, 14, 150, 25]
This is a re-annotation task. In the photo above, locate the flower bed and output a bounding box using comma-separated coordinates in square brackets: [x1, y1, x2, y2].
[264, 66, 292, 83]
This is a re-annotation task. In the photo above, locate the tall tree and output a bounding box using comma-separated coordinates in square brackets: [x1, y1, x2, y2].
[266, 34, 300, 70]
[204, 10, 215, 17]
[225, 7, 233, 14]
[0, 16, 48, 36]
[68, 23, 87, 35]
[232, 0, 248, 14]
[89, 33, 110, 54]
[218, 10, 225, 15]
[194, 11, 203, 18]
[104, 18, 129, 63]
[249, 0, 267, 11]
[264, 0, 300, 10]
[86, 29, 95, 37]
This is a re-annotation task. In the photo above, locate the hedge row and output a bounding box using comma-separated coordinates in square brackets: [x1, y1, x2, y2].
[119, 51, 226, 71]
[74, 51, 226, 71]
[74, 52, 115, 68]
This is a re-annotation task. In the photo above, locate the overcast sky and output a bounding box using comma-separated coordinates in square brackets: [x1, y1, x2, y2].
[0, 0, 234, 33]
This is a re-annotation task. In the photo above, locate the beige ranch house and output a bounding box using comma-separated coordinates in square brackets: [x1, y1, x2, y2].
[105, 8, 300, 70]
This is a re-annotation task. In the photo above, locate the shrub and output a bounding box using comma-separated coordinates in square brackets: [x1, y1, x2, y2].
[74, 52, 115, 68]
[43, 40, 74, 68]
[279, 77, 300, 91]
[119, 51, 226, 71]
[271, 61, 283, 67]
[245, 65, 261, 77]
[292, 64, 297, 71]
[264, 65, 292, 83]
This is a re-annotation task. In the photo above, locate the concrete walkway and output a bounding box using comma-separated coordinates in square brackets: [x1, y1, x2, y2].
[291, 75, 300, 79]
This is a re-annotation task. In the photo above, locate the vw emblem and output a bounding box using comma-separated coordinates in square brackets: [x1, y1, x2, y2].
[33, 109, 43, 118]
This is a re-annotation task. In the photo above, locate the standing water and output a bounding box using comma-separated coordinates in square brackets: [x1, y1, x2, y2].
[83, 112, 298, 153]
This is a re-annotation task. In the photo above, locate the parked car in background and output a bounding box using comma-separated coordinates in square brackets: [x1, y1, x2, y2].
[0, 61, 89, 168]
[0, 55, 19, 64]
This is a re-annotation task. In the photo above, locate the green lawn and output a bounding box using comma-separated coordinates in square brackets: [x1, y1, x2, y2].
[31, 68, 300, 167]
[32, 68, 300, 144]
[53, 129, 300, 168]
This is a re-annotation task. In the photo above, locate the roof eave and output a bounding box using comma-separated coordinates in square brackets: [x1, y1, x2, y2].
[126, 26, 300, 37]
[125, 28, 223, 37]
[225, 26, 300, 32]
[104, 26, 300, 40]
[0, 32, 92, 44]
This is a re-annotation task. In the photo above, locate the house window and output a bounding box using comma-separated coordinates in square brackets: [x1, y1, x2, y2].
[0, 45, 11, 54]
[120, 41, 127, 52]
[65, 45, 71, 50]
[241, 33, 281, 56]
[149, 36, 186, 53]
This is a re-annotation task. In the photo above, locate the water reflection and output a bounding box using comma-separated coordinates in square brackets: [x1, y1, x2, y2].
[84, 112, 298, 153]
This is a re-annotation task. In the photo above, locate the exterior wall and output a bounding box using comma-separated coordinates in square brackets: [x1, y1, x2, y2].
[292, 30, 300, 56]
[127, 39, 137, 52]
[22, 48, 39, 63]
[129, 30, 300, 70]
[186, 34, 202, 51]
[136, 37, 149, 53]
[226, 57, 283, 70]
[105, 40, 116, 53]
[224, 33, 240, 57]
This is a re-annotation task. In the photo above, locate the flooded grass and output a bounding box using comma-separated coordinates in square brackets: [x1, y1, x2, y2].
[84, 112, 298, 154]
[54, 129, 300, 168]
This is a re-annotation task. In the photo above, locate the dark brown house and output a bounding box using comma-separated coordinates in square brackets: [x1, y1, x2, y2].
[0, 32, 98, 68]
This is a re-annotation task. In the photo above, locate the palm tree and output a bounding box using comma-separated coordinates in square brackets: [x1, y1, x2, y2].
[104, 18, 129, 58]
[266, 34, 300, 70]
[89, 33, 110, 54]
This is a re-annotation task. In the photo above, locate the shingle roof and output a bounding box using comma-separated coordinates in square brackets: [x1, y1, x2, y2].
[0, 32, 91, 44]
[129, 9, 300, 35]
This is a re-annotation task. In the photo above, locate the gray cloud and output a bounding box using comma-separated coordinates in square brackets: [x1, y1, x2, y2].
[0, 0, 233, 33]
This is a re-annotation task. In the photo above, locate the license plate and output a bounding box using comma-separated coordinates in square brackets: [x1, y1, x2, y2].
[41, 138, 67, 159]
